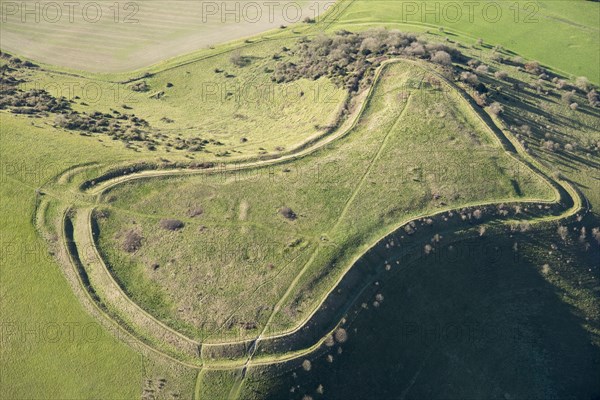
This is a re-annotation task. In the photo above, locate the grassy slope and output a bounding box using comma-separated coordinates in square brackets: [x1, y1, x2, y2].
[15, 37, 346, 157]
[245, 227, 600, 400]
[93, 61, 553, 342]
[239, 5, 600, 398]
[0, 116, 198, 398]
[0, 116, 142, 398]
[0, 0, 598, 398]
[330, 0, 600, 84]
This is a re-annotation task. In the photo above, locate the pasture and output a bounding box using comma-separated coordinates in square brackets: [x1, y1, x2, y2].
[1, 0, 598, 398]
[90, 60, 553, 343]
[330, 0, 600, 84]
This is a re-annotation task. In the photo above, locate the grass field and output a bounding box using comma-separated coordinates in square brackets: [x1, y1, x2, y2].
[330, 0, 600, 84]
[0, 116, 199, 398]
[89, 60, 553, 342]
[1, 0, 599, 398]
[10, 37, 347, 157]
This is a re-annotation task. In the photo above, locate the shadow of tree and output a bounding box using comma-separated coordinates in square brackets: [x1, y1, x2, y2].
[258, 226, 600, 400]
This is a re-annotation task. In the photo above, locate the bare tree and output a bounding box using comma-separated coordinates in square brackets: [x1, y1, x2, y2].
[557, 225, 568, 241]
[475, 65, 489, 75]
[488, 102, 504, 116]
[494, 70, 509, 80]
[587, 89, 599, 107]
[575, 76, 590, 91]
[524, 61, 542, 74]
[431, 51, 452, 66]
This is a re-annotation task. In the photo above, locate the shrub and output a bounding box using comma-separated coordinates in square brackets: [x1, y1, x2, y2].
[489, 53, 502, 63]
[54, 114, 69, 128]
[561, 90, 575, 104]
[460, 71, 479, 85]
[272, 30, 462, 93]
[130, 81, 149, 92]
[122, 229, 142, 252]
[519, 125, 532, 136]
[494, 70, 508, 80]
[467, 59, 480, 68]
[592, 227, 600, 244]
[488, 102, 503, 116]
[187, 207, 203, 217]
[424, 244, 433, 254]
[579, 227, 587, 242]
[475, 64, 489, 75]
[557, 225, 568, 241]
[575, 76, 590, 91]
[587, 89, 599, 107]
[524, 61, 541, 74]
[279, 207, 297, 220]
[431, 50, 452, 65]
[543, 140, 560, 152]
[473, 92, 488, 107]
[230, 52, 248, 67]
[564, 143, 575, 151]
[334, 328, 348, 343]
[159, 219, 185, 231]
[360, 37, 381, 55]
[94, 209, 110, 219]
[512, 56, 524, 65]
[302, 359, 312, 371]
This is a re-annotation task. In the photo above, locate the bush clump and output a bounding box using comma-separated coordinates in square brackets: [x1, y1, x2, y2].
[272, 29, 463, 93]
[431, 50, 452, 66]
[130, 81, 149, 92]
[230, 52, 250, 67]
[159, 219, 185, 231]
[279, 207, 297, 220]
[122, 229, 143, 253]
[187, 207, 204, 217]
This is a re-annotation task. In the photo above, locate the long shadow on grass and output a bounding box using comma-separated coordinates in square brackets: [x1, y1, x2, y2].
[256, 227, 600, 400]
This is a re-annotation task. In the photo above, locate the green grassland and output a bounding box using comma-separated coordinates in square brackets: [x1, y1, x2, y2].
[238, 20, 600, 398]
[1, 0, 599, 398]
[330, 0, 600, 84]
[0, 116, 198, 398]
[12, 38, 346, 156]
[91, 60, 554, 343]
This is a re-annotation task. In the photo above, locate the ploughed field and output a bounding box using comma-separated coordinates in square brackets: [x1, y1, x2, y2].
[0, 0, 323, 72]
